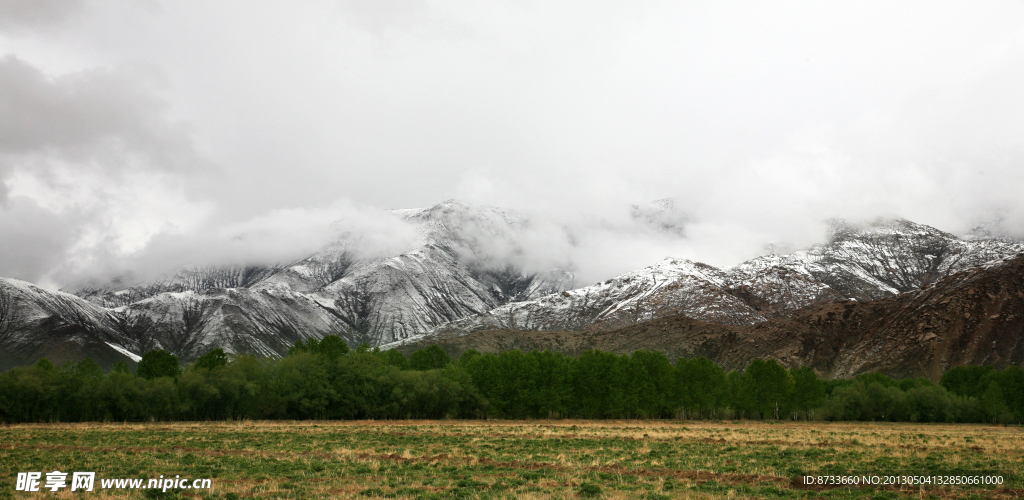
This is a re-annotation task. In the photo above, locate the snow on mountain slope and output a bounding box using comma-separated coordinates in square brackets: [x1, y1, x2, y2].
[424, 258, 765, 340]
[394, 255, 1024, 382]
[65, 200, 574, 354]
[740, 219, 1024, 303]
[0, 278, 139, 370]
[389, 218, 1024, 347]
[722, 255, 847, 317]
[119, 287, 347, 361]
[14, 206, 1019, 366]
[77, 265, 281, 307]
[312, 244, 507, 345]
[249, 200, 575, 345]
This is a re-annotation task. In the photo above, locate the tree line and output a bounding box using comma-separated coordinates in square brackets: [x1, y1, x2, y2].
[0, 336, 1021, 423]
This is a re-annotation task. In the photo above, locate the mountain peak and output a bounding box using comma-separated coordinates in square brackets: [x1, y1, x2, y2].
[825, 217, 954, 242]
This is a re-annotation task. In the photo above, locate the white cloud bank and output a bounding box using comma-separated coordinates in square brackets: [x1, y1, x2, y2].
[1, 1, 1023, 288]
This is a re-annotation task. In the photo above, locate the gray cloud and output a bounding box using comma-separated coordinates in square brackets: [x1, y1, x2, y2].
[0, 55, 199, 169]
[0, 0, 86, 33]
[60, 199, 424, 288]
[0, 197, 82, 283]
[1, 1, 1024, 288]
[0, 54, 216, 285]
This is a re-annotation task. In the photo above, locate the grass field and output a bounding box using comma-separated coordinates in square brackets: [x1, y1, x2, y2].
[2, 420, 1022, 499]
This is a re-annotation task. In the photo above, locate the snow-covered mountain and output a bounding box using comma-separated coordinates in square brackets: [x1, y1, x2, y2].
[0, 278, 140, 371]
[391, 254, 1024, 382]
[76, 265, 282, 308]
[422, 258, 768, 337]
[2, 201, 1022, 369]
[391, 218, 1024, 347]
[58, 201, 574, 361]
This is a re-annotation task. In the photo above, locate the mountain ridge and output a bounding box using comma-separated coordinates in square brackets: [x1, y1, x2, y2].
[1, 201, 1021, 376]
[392, 253, 1024, 381]
[393, 218, 1024, 347]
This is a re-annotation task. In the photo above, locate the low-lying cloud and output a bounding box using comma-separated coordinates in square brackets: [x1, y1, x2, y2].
[1, 1, 1023, 290]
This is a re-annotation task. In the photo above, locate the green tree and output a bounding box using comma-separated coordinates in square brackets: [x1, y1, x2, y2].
[316, 335, 351, 360]
[570, 350, 619, 418]
[940, 365, 995, 398]
[907, 385, 952, 422]
[995, 366, 1024, 422]
[73, 358, 105, 380]
[288, 338, 310, 356]
[630, 351, 674, 418]
[111, 361, 132, 374]
[855, 372, 896, 388]
[678, 357, 727, 419]
[441, 363, 488, 419]
[978, 367, 1024, 423]
[725, 369, 750, 418]
[272, 352, 336, 419]
[896, 377, 932, 392]
[865, 382, 906, 421]
[529, 350, 571, 418]
[193, 348, 229, 371]
[410, 345, 450, 371]
[607, 354, 641, 418]
[374, 348, 409, 370]
[33, 358, 56, 372]
[745, 359, 794, 419]
[65, 359, 105, 421]
[790, 366, 824, 419]
[222, 355, 268, 419]
[326, 352, 388, 419]
[980, 381, 1012, 423]
[137, 350, 180, 380]
[140, 377, 179, 421]
[289, 336, 351, 359]
[462, 352, 502, 413]
[96, 371, 145, 421]
[0, 362, 64, 421]
[490, 350, 540, 418]
[822, 382, 869, 421]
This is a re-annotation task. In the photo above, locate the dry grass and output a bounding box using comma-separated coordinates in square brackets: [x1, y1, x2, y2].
[1, 420, 1022, 499]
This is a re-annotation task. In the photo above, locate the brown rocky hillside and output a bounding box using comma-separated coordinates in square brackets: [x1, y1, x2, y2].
[397, 256, 1024, 381]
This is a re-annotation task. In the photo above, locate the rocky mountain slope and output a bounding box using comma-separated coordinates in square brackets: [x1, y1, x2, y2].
[116, 288, 348, 362]
[394, 254, 1024, 381]
[76, 265, 281, 308]
[2, 201, 1022, 373]
[48, 201, 571, 363]
[404, 219, 1023, 345]
[0, 278, 139, 371]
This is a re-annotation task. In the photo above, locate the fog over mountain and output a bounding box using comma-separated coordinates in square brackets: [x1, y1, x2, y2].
[1, 1, 1023, 290]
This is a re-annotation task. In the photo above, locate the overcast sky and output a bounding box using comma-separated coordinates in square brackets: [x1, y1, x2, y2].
[2, 1, 1024, 288]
